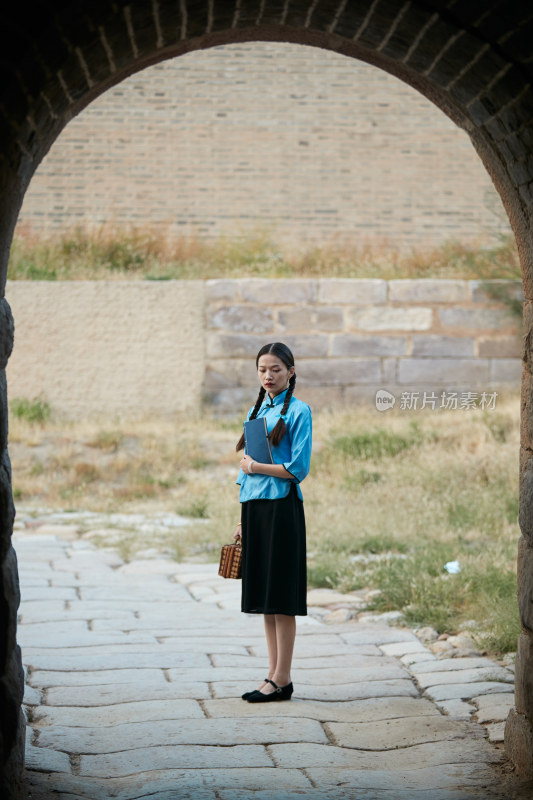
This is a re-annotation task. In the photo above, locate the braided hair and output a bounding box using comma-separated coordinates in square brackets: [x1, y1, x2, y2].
[236, 342, 296, 451]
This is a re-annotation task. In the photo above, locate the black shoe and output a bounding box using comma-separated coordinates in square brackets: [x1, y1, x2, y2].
[246, 679, 293, 703]
[242, 678, 270, 700]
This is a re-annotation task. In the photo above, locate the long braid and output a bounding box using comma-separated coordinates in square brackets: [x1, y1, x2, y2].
[250, 386, 267, 420]
[269, 373, 296, 447]
[236, 386, 266, 451]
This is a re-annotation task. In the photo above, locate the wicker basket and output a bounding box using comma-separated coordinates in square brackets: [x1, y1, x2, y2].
[218, 541, 242, 579]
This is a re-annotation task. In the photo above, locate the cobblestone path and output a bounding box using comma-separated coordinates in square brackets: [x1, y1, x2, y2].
[14, 522, 523, 800]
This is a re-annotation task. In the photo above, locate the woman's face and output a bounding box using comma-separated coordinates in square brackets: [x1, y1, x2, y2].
[257, 353, 294, 397]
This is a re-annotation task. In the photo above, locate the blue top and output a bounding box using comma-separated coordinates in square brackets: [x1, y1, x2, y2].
[237, 388, 312, 502]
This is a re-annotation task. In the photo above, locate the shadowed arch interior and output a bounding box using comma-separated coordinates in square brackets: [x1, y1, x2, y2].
[1, 1, 533, 794]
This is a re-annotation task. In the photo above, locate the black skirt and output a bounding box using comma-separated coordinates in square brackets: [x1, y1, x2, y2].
[241, 483, 307, 616]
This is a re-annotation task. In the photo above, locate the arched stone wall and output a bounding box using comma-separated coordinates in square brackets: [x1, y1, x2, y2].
[1, 2, 533, 794]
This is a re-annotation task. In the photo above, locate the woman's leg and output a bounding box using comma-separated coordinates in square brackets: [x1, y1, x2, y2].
[256, 614, 277, 690]
[259, 613, 296, 694]
[264, 614, 278, 675]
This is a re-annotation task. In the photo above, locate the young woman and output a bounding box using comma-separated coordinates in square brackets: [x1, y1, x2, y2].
[234, 342, 312, 702]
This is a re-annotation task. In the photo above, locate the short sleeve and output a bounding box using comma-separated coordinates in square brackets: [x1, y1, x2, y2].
[283, 404, 312, 483]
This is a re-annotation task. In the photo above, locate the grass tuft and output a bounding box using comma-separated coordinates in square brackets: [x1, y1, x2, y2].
[10, 395, 51, 424]
[7, 226, 521, 281]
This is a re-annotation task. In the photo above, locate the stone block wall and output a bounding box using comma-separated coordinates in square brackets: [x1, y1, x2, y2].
[4, 279, 522, 419]
[206, 278, 522, 410]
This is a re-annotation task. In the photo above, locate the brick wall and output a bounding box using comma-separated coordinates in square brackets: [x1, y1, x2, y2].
[15, 43, 509, 250]
[6, 279, 521, 419]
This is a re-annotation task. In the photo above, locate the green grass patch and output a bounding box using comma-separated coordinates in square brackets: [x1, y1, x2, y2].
[10, 396, 51, 424]
[328, 422, 424, 461]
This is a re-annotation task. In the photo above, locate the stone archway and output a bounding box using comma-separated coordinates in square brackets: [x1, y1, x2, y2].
[1, 2, 533, 794]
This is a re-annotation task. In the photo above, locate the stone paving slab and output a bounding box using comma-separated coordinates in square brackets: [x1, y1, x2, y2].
[425, 682, 514, 702]
[339, 628, 418, 645]
[412, 657, 502, 673]
[25, 740, 71, 774]
[437, 699, 476, 720]
[415, 667, 514, 688]
[79, 745, 273, 777]
[19, 585, 78, 601]
[22, 640, 251, 656]
[28, 667, 168, 687]
[302, 763, 504, 793]
[33, 699, 205, 727]
[23, 650, 211, 670]
[19, 630, 160, 648]
[45, 682, 212, 705]
[379, 641, 429, 656]
[473, 693, 515, 723]
[26, 767, 312, 799]
[269, 739, 499, 770]
[327, 716, 474, 749]
[16, 530, 521, 800]
[203, 696, 437, 722]
[38, 717, 329, 753]
[487, 721, 506, 743]
[211, 652, 389, 669]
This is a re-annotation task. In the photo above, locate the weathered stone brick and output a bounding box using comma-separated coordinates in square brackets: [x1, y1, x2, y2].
[518, 543, 533, 636]
[521, 368, 533, 451]
[470, 279, 524, 303]
[207, 305, 273, 333]
[318, 280, 386, 305]
[389, 280, 467, 303]
[381, 358, 397, 385]
[343, 385, 385, 405]
[505, 708, 533, 779]
[294, 385, 344, 410]
[331, 334, 407, 356]
[204, 387, 256, 411]
[489, 358, 522, 383]
[278, 335, 328, 358]
[240, 280, 316, 304]
[438, 308, 517, 330]
[0, 298, 14, 370]
[350, 307, 433, 331]
[519, 455, 533, 545]
[203, 360, 249, 391]
[205, 281, 241, 303]
[515, 635, 533, 719]
[206, 333, 268, 359]
[411, 336, 474, 357]
[277, 306, 343, 332]
[478, 336, 521, 358]
[398, 358, 489, 384]
[298, 358, 381, 386]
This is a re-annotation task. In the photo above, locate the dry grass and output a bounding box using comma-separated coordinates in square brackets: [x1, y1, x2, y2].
[10, 390, 522, 653]
[8, 225, 521, 281]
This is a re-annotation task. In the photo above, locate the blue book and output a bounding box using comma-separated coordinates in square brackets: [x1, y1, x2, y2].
[243, 417, 273, 464]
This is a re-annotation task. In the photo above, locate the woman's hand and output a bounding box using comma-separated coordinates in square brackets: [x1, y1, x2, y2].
[234, 522, 242, 542]
[239, 454, 257, 474]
